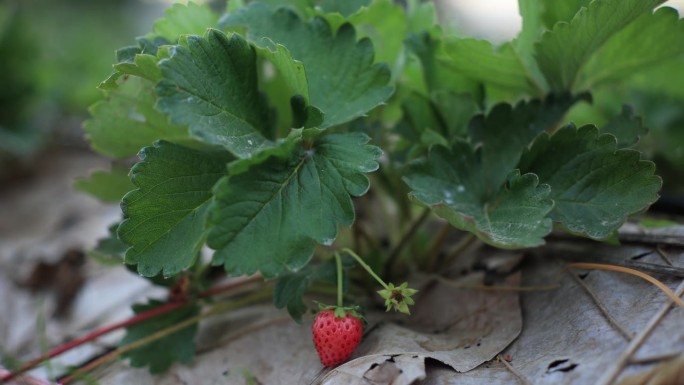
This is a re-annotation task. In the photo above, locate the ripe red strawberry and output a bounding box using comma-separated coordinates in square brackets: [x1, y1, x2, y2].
[312, 308, 363, 367]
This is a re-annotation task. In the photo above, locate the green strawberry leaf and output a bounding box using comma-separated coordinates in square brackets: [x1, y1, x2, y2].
[253, 41, 312, 134]
[208, 132, 381, 277]
[441, 38, 539, 94]
[99, 37, 168, 90]
[539, 0, 591, 30]
[627, 58, 684, 101]
[512, 0, 548, 92]
[404, 142, 553, 248]
[102, 2, 217, 90]
[406, 0, 439, 34]
[578, 7, 684, 89]
[319, 0, 370, 17]
[274, 261, 337, 322]
[601, 105, 648, 148]
[74, 166, 134, 203]
[467, 94, 586, 197]
[535, 0, 665, 91]
[519, 124, 662, 239]
[347, 0, 407, 72]
[400, 92, 449, 145]
[149, 1, 218, 42]
[405, 31, 480, 98]
[121, 301, 200, 374]
[84, 76, 189, 158]
[118, 141, 232, 277]
[221, 3, 393, 128]
[156, 29, 274, 158]
[401, 96, 582, 242]
[516, 0, 544, 54]
[257, 42, 309, 104]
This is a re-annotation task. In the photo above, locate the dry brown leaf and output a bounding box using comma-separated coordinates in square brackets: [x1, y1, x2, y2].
[617, 354, 684, 385]
[316, 272, 522, 384]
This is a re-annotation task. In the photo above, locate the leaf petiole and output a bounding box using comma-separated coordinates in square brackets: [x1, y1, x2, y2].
[339, 249, 419, 314]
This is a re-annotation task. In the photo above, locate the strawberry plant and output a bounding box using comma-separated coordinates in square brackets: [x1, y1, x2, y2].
[8, 0, 684, 381]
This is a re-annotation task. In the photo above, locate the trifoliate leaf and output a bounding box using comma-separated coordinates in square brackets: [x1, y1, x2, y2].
[601, 105, 648, 148]
[118, 141, 232, 277]
[121, 301, 200, 374]
[579, 7, 684, 89]
[519, 124, 662, 239]
[404, 142, 553, 248]
[74, 166, 134, 203]
[221, 3, 393, 128]
[535, 0, 665, 91]
[150, 1, 218, 42]
[208, 132, 382, 277]
[84, 76, 188, 158]
[274, 262, 337, 322]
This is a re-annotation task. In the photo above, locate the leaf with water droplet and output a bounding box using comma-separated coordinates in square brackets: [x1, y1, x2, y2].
[208, 132, 382, 277]
[156, 29, 275, 159]
[403, 98, 586, 248]
[404, 141, 554, 249]
[519, 124, 661, 239]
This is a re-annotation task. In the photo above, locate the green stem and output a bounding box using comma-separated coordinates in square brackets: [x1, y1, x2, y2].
[334, 252, 344, 307]
[341, 248, 389, 290]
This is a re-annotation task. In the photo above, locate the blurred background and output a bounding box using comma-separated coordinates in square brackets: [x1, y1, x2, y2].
[0, 0, 165, 179]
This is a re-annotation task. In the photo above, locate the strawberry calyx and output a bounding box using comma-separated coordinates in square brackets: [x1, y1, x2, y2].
[377, 281, 418, 315]
[315, 302, 365, 322]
